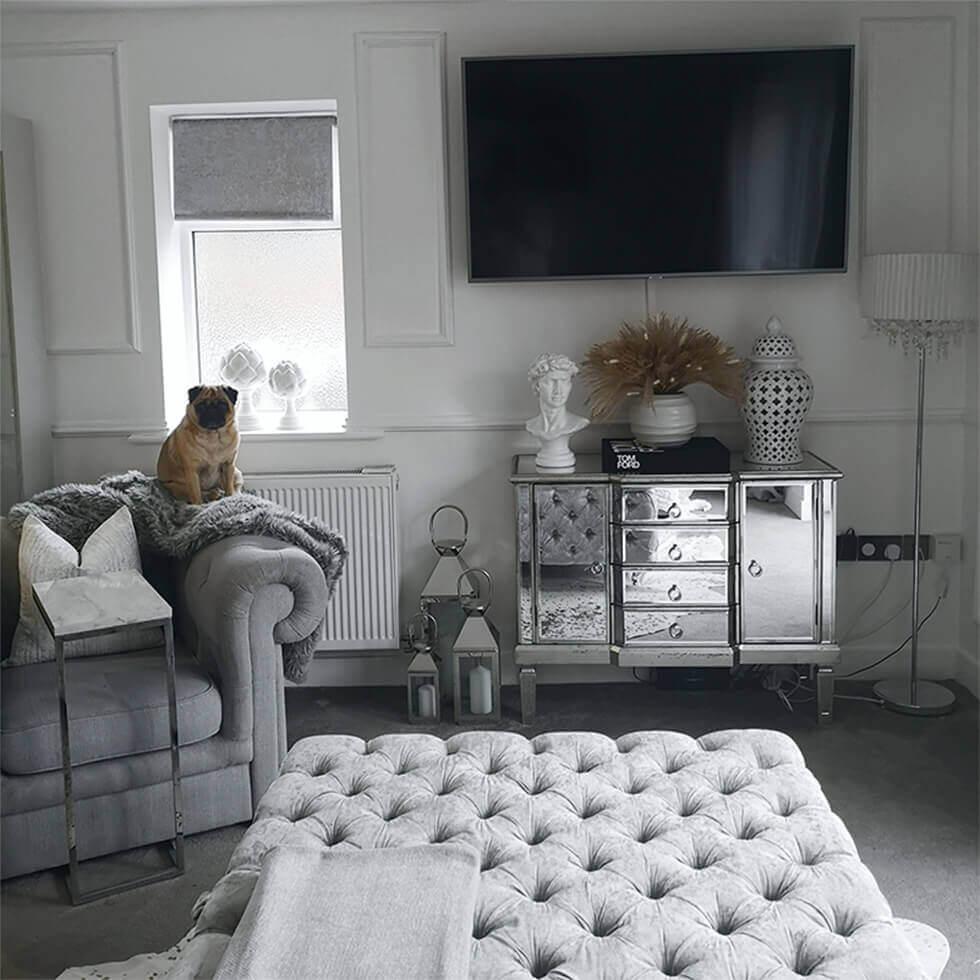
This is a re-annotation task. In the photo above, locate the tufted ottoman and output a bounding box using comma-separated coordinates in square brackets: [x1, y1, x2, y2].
[193, 730, 939, 979]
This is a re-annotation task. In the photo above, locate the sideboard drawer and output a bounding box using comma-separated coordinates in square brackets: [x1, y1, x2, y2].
[614, 525, 730, 564]
[616, 607, 730, 645]
[618, 485, 729, 523]
[616, 567, 730, 606]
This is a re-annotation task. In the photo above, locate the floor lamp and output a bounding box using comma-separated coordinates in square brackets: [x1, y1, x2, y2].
[861, 252, 978, 715]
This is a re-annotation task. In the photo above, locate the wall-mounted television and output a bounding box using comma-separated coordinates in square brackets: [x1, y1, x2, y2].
[463, 47, 853, 281]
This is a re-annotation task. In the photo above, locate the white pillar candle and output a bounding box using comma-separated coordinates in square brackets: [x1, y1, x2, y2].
[417, 683, 437, 719]
[469, 664, 493, 715]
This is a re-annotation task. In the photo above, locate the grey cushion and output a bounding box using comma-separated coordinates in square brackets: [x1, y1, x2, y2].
[1, 649, 221, 775]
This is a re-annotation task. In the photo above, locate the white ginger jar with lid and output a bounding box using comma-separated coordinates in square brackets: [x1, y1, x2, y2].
[741, 316, 813, 465]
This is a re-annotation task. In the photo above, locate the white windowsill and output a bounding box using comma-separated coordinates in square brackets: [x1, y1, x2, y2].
[127, 411, 384, 444]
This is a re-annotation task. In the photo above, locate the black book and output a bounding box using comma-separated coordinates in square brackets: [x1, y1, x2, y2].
[601, 436, 730, 475]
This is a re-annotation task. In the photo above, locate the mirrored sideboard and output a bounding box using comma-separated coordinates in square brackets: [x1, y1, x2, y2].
[511, 452, 843, 725]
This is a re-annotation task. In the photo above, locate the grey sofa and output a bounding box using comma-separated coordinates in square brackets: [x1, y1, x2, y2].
[0, 524, 328, 879]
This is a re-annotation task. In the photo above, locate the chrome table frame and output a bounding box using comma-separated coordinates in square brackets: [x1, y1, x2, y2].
[33, 578, 184, 904]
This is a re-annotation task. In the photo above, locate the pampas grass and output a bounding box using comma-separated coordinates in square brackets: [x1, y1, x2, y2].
[582, 313, 743, 420]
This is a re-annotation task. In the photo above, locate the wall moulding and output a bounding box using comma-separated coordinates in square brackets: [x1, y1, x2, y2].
[2, 41, 141, 355]
[49, 407, 968, 440]
[355, 31, 454, 349]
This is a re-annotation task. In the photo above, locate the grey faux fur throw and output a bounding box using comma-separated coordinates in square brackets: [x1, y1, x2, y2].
[8, 471, 347, 682]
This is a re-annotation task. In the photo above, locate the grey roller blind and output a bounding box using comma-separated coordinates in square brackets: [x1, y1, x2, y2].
[172, 115, 335, 220]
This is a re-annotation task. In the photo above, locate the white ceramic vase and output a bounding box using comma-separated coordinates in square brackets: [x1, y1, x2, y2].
[629, 392, 697, 447]
[741, 316, 813, 465]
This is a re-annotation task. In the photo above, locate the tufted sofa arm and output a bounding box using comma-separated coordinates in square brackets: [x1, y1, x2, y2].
[179, 535, 328, 806]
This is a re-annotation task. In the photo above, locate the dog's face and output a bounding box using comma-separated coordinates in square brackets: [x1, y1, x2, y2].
[187, 385, 238, 431]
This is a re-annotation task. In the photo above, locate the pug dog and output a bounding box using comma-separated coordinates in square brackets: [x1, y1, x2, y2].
[157, 385, 243, 505]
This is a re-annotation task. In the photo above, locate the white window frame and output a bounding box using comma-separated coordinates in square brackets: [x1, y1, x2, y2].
[150, 99, 345, 431]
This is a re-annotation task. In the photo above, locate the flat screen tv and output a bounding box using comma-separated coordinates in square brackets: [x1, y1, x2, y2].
[463, 47, 853, 281]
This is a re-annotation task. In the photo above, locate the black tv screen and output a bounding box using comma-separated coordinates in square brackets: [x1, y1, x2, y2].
[463, 47, 853, 281]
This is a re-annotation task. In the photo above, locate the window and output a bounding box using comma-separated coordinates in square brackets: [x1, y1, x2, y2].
[151, 102, 347, 429]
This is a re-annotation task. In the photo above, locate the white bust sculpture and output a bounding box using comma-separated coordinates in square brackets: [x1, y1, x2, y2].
[526, 353, 590, 472]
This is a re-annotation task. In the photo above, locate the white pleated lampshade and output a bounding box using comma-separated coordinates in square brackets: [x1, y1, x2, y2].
[861, 252, 978, 354]
[862, 252, 977, 322]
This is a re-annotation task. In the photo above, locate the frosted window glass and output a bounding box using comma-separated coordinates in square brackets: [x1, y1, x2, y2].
[193, 230, 347, 412]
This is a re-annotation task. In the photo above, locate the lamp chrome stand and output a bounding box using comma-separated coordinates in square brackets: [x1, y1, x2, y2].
[873, 348, 954, 716]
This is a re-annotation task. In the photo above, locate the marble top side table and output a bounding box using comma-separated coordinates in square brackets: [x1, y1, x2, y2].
[32, 569, 185, 903]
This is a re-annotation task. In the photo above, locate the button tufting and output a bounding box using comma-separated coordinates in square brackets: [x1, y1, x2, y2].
[531, 880, 558, 903]
[480, 842, 508, 872]
[526, 781, 553, 797]
[641, 875, 674, 900]
[528, 951, 564, 979]
[227, 731, 914, 980]
[589, 917, 620, 938]
[688, 852, 717, 871]
[762, 871, 799, 902]
[581, 851, 613, 873]
[472, 923, 494, 940]
[830, 908, 863, 937]
[635, 824, 663, 844]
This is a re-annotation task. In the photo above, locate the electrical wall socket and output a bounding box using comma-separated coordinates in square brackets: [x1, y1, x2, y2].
[854, 534, 931, 561]
[932, 533, 962, 563]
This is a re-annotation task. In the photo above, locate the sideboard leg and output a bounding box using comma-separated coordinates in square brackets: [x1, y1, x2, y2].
[519, 668, 537, 726]
[816, 666, 834, 725]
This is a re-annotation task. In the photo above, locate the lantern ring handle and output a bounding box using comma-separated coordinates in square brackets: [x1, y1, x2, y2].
[429, 505, 469, 556]
[408, 611, 439, 646]
[457, 567, 493, 613]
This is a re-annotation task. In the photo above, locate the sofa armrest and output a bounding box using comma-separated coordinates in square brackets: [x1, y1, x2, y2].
[179, 535, 328, 804]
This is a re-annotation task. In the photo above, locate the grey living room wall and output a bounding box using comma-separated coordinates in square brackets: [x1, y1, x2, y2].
[2, 1, 977, 692]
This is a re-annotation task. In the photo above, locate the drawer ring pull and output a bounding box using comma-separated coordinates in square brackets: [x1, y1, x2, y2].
[748, 560, 763, 578]
[667, 502, 682, 519]
[668, 623, 684, 639]
[667, 584, 682, 602]
[588, 562, 605, 576]
[668, 544, 683, 562]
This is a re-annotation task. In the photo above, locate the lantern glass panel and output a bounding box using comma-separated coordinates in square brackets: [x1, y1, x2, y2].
[408, 672, 440, 721]
[455, 652, 497, 718]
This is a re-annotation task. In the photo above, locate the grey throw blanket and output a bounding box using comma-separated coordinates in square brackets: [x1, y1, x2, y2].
[213, 845, 480, 980]
[7, 471, 346, 682]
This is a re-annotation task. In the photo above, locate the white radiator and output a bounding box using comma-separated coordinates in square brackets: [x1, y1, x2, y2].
[247, 467, 399, 653]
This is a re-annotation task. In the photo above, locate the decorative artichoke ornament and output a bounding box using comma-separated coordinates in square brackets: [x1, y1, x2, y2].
[218, 342, 267, 431]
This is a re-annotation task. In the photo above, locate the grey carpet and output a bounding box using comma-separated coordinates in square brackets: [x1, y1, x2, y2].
[1, 681, 977, 980]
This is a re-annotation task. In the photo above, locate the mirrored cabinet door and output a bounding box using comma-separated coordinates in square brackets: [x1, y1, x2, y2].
[516, 485, 533, 644]
[740, 482, 819, 642]
[533, 485, 608, 643]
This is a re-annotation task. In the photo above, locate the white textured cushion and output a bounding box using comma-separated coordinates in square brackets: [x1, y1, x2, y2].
[190, 730, 932, 980]
[7, 508, 157, 665]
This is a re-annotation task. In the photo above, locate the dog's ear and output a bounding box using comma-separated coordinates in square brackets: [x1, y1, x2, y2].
[187, 386, 204, 404]
[221, 386, 239, 405]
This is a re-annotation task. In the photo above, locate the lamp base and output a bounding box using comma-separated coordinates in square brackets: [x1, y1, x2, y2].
[873, 678, 955, 716]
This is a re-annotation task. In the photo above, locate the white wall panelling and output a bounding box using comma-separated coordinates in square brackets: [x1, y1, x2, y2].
[860, 17, 955, 255]
[1, 42, 140, 354]
[355, 32, 454, 348]
[1, 114, 52, 497]
[1, 1, 975, 687]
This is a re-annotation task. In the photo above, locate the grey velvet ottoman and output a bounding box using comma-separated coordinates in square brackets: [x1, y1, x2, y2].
[181, 728, 944, 979]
